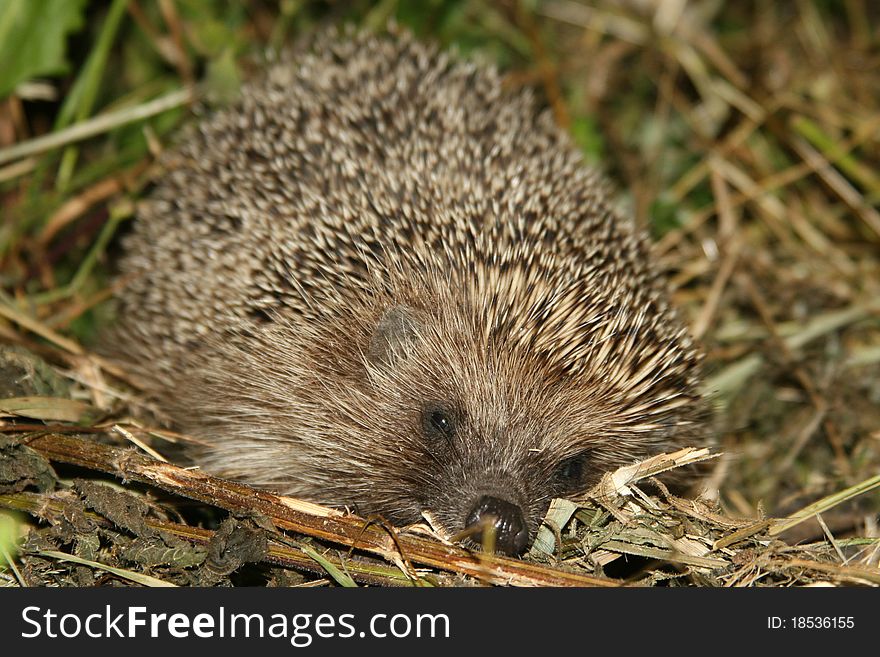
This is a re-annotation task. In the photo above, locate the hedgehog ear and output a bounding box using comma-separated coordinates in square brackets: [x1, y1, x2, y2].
[368, 304, 420, 368]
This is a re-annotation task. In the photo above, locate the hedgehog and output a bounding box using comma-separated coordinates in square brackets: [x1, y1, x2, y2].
[110, 28, 706, 556]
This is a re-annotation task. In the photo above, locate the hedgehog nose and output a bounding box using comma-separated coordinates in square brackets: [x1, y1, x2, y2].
[464, 495, 530, 556]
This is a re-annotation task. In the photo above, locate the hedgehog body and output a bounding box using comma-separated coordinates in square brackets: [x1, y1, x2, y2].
[113, 30, 705, 555]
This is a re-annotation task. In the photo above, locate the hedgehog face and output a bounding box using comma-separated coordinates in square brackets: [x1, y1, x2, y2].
[402, 398, 609, 556]
[352, 293, 704, 556]
[359, 303, 610, 556]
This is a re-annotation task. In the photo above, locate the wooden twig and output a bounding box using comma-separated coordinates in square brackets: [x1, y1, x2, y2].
[21, 432, 621, 587]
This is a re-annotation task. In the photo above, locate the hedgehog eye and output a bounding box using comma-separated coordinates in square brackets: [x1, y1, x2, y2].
[431, 411, 452, 433]
[422, 404, 456, 441]
[554, 451, 592, 492]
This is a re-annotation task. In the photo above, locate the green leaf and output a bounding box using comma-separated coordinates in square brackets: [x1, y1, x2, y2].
[0, 511, 22, 569]
[570, 115, 604, 163]
[300, 544, 358, 587]
[0, 0, 88, 98]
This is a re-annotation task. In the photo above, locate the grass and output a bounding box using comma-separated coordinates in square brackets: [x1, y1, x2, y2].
[0, 0, 878, 587]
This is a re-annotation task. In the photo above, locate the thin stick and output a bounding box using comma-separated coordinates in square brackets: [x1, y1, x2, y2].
[22, 432, 620, 587]
[769, 473, 880, 537]
[0, 88, 193, 167]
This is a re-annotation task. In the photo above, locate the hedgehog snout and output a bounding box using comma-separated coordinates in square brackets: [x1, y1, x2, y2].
[464, 495, 530, 556]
